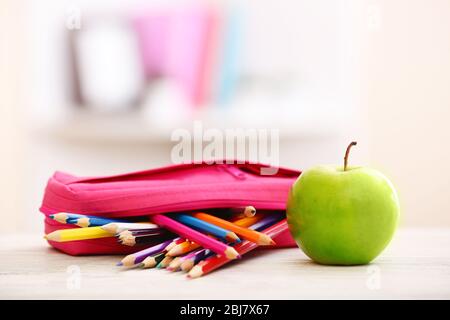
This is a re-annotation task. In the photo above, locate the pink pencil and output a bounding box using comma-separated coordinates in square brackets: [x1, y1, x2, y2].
[151, 214, 240, 260]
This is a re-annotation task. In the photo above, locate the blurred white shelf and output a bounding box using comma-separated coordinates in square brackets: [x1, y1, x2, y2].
[36, 110, 175, 144]
[31, 105, 343, 144]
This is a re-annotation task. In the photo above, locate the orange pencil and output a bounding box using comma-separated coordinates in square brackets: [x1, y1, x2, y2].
[167, 241, 200, 256]
[192, 212, 275, 245]
[232, 214, 263, 227]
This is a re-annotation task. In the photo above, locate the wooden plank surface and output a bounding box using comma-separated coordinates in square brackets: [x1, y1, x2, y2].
[1, 228, 450, 299]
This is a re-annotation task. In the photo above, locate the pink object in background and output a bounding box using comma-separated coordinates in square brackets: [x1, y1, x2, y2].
[165, 7, 217, 106]
[132, 6, 219, 107]
[133, 12, 171, 77]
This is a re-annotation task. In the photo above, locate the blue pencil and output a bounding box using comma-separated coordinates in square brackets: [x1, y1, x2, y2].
[50, 213, 123, 227]
[49, 213, 85, 224]
[174, 214, 240, 243]
[67, 216, 125, 227]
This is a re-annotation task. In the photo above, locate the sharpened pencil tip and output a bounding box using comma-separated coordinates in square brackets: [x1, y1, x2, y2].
[226, 232, 240, 243]
[167, 245, 186, 256]
[224, 247, 240, 260]
[141, 257, 157, 269]
[187, 266, 203, 279]
[53, 213, 68, 224]
[245, 206, 256, 217]
[116, 262, 123, 266]
[157, 256, 173, 268]
[167, 257, 182, 271]
[180, 260, 194, 272]
[259, 234, 276, 246]
[101, 223, 116, 234]
[44, 231, 60, 242]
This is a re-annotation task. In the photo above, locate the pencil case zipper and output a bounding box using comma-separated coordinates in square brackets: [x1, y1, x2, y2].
[40, 162, 300, 219]
[40, 198, 287, 218]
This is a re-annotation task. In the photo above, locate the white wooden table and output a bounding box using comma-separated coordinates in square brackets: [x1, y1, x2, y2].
[1, 228, 449, 299]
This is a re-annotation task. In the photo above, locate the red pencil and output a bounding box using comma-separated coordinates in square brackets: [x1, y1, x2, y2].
[188, 219, 288, 278]
[151, 214, 240, 260]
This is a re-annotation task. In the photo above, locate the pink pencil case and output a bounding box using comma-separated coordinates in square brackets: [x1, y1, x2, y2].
[40, 161, 301, 255]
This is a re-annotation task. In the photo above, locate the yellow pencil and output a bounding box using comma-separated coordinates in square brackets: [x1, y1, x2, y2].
[44, 226, 113, 242]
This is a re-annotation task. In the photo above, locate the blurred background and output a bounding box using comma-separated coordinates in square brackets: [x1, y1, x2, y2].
[1, 0, 449, 233]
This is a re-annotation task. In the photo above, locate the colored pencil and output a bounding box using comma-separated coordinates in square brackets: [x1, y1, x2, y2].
[184, 215, 280, 272]
[174, 215, 268, 271]
[192, 212, 276, 245]
[188, 219, 288, 278]
[50, 213, 123, 226]
[44, 226, 113, 242]
[180, 249, 213, 272]
[102, 222, 159, 234]
[117, 228, 165, 240]
[151, 214, 240, 260]
[167, 257, 183, 271]
[117, 238, 174, 267]
[167, 241, 200, 257]
[173, 214, 240, 243]
[140, 252, 166, 269]
[157, 255, 174, 269]
[68, 216, 125, 228]
[230, 206, 256, 218]
[178, 216, 272, 272]
[118, 228, 166, 237]
[165, 215, 264, 256]
[232, 214, 264, 227]
[166, 215, 260, 257]
[247, 213, 284, 231]
[164, 237, 184, 252]
[49, 213, 85, 224]
[118, 233, 167, 247]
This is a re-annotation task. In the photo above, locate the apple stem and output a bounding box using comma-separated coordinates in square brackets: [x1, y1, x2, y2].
[344, 141, 357, 171]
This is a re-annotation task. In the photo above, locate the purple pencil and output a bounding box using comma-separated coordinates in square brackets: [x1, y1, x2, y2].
[117, 238, 174, 267]
[249, 214, 283, 232]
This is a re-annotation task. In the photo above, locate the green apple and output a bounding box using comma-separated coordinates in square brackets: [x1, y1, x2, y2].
[287, 142, 400, 265]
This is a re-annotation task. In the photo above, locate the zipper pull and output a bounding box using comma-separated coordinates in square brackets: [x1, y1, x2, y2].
[221, 164, 246, 180]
